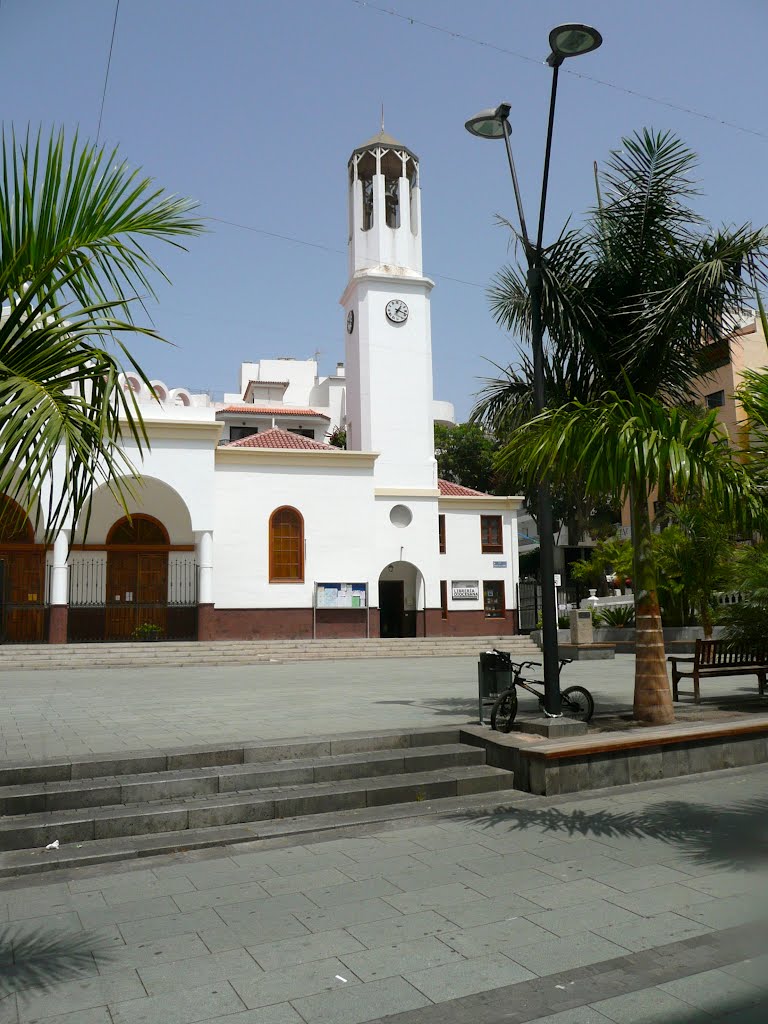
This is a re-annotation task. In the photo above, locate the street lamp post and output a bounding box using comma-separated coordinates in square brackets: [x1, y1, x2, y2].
[466, 23, 602, 717]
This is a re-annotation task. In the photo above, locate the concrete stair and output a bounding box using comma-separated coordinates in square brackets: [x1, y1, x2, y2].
[0, 636, 538, 671]
[0, 728, 516, 876]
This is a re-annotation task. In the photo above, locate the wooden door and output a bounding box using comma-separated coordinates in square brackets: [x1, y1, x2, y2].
[106, 551, 169, 639]
[379, 581, 405, 638]
[137, 554, 168, 634]
[0, 551, 45, 643]
[106, 552, 139, 639]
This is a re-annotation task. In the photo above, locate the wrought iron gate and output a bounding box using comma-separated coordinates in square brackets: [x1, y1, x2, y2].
[516, 580, 540, 634]
[68, 556, 198, 642]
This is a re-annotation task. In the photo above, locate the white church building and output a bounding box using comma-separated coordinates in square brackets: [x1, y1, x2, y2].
[1, 131, 523, 645]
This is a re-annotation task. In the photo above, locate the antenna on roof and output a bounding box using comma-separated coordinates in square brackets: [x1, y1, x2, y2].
[380, 102, 384, 133]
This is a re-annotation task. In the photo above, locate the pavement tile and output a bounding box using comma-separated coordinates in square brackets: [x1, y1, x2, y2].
[680, 870, 761, 899]
[172, 882, 272, 913]
[676, 894, 764, 929]
[266, 852, 358, 877]
[596, 866, 694, 894]
[0, 994, 15, 1024]
[524, 1011, 613, 1024]
[332, 856, 426, 882]
[593, 911, 713, 952]
[215, 893, 317, 925]
[438, 893, 541, 929]
[116, 908, 224, 945]
[440, 917, 555, 958]
[603, 884, 717, 917]
[179, 862, 279, 886]
[13, 1009, 111, 1024]
[406, 951, 535, 1001]
[721, 955, 768, 990]
[108, 979, 245, 1024]
[659, 967, 765, 1010]
[102, 878, 197, 905]
[303, 877, 402, 909]
[230, 957, 361, 1008]
[290, 975, 430, 1024]
[408, 843, 505, 866]
[4, 891, 108, 922]
[519, 879, 617, 910]
[347, 910, 453, 948]
[260, 869, 352, 897]
[302, 838, 424, 860]
[292, 898, 402, 934]
[68, 869, 161, 894]
[206, 1007, 303, 1024]
[462, 868, 565, 898]
[137, 948, 262, 995]
[338, 935, 462, 982]
[0, 883, 70, 907]
[95, 932, 212, 971]
[533, 840, 631, 864]
[459, 851, 561, 877]
[383, 883, 486, 915]
[246, 928, 365, 972]
[591, 986, 706, 1023]
[79, 896, 180, 930]
[525, 900, 645, 938]
[199, 916, 309, 953]
[15, 970, 145, 1022]
[507, 931, 631, 977]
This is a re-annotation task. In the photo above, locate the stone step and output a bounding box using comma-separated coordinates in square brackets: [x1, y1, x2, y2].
[0, 743, 485, 814]
[0, 764, 515, 851]
[0, 727, 466, 787]
[0, 788, 537, 879]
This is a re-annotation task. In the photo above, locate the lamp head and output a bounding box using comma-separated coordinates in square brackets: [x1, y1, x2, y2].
[546, 23, 602, 67]
[464, 103, 512, 140]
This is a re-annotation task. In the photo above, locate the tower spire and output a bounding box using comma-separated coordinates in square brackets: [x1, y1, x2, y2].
[380, 102, 384, 133]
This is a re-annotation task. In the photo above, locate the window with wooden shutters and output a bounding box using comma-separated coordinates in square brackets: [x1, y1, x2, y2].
[269, 507, 304, 582]
[438, 514, 446, 553]
[480, 515, 503, 554]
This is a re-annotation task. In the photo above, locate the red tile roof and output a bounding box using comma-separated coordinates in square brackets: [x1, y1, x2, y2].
[226, 428, 334, 450]
[219, 405, 330, 418]
[438, 478, 490, 497]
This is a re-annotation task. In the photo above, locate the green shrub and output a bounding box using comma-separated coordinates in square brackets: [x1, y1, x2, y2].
[599, 604, 635, 628]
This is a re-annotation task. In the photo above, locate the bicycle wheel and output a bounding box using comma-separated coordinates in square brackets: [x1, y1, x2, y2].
[490, 688, 518, 732]
[561, 685, 594, 722]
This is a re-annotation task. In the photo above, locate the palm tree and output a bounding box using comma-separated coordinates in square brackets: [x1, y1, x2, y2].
[490, 129, 768, 723]
[0, 129, 202, 536]
[499, 391, 762, 722]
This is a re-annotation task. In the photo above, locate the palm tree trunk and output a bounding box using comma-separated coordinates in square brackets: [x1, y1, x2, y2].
[631, 481, 675, 724]
[699, 599, 714, 639]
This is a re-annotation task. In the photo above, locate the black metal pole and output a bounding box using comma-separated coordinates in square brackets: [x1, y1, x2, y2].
[533, 62, 562, 717]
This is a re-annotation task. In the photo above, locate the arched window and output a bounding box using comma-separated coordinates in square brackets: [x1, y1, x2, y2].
[269, 507, 304, 582]
[0, 495, 34, 544]
[107, 515, 169, 546]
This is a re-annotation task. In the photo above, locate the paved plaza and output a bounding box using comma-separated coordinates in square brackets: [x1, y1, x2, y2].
[0, 654, 677, 763]
[0, 763, 766, 1023]
[1, 655, 767, 1022]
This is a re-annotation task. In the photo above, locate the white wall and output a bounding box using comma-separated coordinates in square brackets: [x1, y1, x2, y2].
[438, 506, 518, 613]
[213, 460, 377, 608]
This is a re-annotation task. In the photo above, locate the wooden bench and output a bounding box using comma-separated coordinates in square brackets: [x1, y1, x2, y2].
[668, 639, 768, 703]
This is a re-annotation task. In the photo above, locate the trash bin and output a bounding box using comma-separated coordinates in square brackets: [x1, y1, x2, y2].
[477, 650, 512, 724]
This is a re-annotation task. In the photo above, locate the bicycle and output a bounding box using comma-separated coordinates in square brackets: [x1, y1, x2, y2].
[489, 651, 594, 732]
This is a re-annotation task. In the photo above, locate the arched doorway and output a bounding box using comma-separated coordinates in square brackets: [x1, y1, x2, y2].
[378, 561, 424, 638]
[0, 496, 45, 643]
[106, 515, 169, 640]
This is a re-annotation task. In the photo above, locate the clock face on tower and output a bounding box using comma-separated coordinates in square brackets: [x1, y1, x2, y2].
[346, 309, 354, 333]
[385, 299, 409, 324]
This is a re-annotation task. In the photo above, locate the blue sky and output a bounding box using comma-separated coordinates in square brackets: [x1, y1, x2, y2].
[2, 0, 767, 417]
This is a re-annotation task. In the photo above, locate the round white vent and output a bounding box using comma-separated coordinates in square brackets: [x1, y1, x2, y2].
[389, 504, 413, 528]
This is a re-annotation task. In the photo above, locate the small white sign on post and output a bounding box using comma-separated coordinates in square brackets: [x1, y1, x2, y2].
[553, 574, 562, 587]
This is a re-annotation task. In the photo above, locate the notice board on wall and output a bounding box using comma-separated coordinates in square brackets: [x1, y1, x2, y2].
[313, 583, 370, 638]
[314, 583, 368, 609]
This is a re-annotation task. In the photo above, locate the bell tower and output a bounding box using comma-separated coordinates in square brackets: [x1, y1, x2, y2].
[340, 131, 437, 490]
